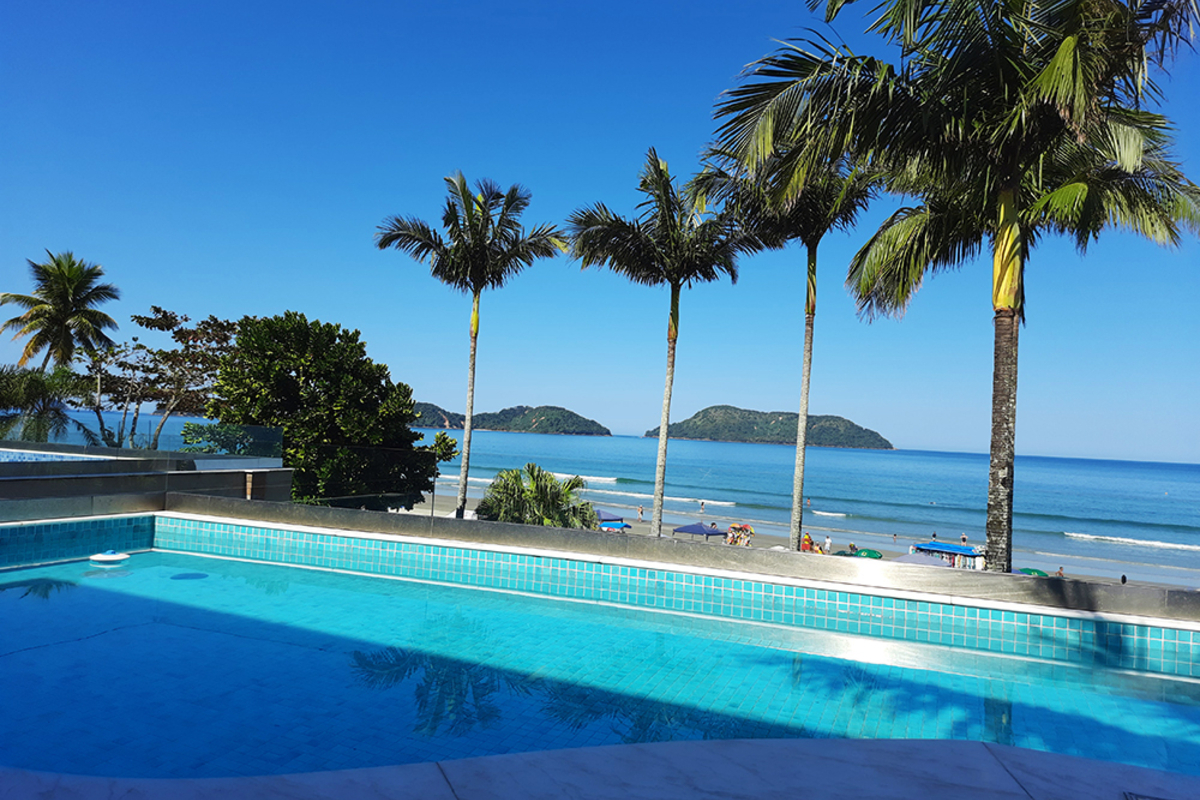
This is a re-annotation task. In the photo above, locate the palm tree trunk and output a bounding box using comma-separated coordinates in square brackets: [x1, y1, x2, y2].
[651, 284, 681, 537]
[986, 309, 1019, 572]
[456, 290, 481, 518]
[789, 244, 818, 550]
[985, 188, 1022, 573]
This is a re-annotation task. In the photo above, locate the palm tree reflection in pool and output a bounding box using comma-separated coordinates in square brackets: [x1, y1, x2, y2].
[350, 614, 534, 737]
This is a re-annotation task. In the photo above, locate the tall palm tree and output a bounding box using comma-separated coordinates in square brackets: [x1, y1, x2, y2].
[695, 154, 876, 549]
[568, 149, 763, 537]
[716, 0, 1200, 572]
[376, 174, 565, 518]
[1, 251, 120, 370]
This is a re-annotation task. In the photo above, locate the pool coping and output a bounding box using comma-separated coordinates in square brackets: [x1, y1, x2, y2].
[2, 739, 1197, 799]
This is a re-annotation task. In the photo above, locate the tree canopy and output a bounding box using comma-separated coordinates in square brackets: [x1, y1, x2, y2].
[207, 311, 456, 505]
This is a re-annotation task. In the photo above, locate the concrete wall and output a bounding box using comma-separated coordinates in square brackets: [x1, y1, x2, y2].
[0, 470, 292, 503]
[0, 493, 166, 523]
[164, 494, 1200, 623]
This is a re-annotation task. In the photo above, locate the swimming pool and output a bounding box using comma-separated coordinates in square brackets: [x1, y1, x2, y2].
[2, 543, 1198, 779]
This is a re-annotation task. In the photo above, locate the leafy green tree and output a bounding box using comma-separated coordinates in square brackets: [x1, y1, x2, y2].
[716, 0, 1200, 571]
[1, 251, 120, 370]
[0, 365, 96, 444]
[77, 308, 237, 449]
[207, 311, 456, 505]
[567, 148, 762, 537]
[475, 463, 599, 529]
[129, 307, 238, 449]
[78, 342, 148, 448]
[376, 174, 565, 519]
[694, 155, 876, 549]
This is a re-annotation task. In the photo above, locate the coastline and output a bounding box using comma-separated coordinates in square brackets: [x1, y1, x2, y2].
[402, 490, 1175, 590]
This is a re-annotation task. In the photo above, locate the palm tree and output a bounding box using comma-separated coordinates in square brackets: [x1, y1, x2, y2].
[716, 0, 1200, 571]
[694, 154, 876, 549]
[1, 251, 120, 370]
[376, 174, 565, 518]
[475, 462, 599, 528]
[568, 149, 763, 537]
[0, 365, 97, 444]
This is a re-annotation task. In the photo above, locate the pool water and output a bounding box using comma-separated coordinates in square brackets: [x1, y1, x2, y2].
[2, 551, 1198, 778]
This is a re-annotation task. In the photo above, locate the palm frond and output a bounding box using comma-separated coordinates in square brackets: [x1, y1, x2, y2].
[847, 199, 985, 319]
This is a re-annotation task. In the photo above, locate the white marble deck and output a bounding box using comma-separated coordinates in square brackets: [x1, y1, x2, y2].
[2, 739, 1197, 800]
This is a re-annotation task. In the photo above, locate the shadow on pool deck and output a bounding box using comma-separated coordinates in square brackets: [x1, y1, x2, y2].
[3, 739, 1200, 799]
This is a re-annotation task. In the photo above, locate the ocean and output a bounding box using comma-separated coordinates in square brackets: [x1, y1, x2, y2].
[23, 412, 1200, 587]
[422, 429, 1200, 588]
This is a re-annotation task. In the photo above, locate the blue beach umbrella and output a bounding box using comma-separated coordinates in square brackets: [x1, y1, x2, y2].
[673, 522, 726, 540]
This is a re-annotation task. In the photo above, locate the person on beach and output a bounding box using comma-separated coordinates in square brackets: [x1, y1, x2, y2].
[700, 501, 705, 515]
[824, 535, 832, 554]
[1056, 567, 1064, 577]
[961, 533, 968, 545]
[931, 532, 937, 541]
[637, 505, 643, 522]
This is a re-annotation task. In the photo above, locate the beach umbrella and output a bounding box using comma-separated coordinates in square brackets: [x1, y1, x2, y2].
[672, 522, 725, 539]
[856, 549, 882, 559]
[596, 510, 624, 522]
[1016, 567, 1049, 577]
[600, 521, 631, 531]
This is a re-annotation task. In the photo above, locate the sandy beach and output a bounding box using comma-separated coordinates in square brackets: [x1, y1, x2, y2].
[405, 490, 909, 558]
[397, 491, 1152, 588]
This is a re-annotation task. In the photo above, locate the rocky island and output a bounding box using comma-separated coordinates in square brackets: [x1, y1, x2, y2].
[646, 405, 893, 449]
[415, 403, 611, 436]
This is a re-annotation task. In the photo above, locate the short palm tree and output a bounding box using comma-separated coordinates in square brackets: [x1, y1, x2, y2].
[0, 365, 97, 444]
[376, 175, 565, 518]
[694, 154, 876, 549]
[1, 251, 120, 370]
[568, 149, 763, 537]
[475, 463, 599, 529]
[716, 0, 1200, 571]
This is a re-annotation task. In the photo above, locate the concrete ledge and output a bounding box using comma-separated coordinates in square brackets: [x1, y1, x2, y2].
[0, 493, 166, 523]
[162, 494, 1200, 622]
[0, 470, 292, 502]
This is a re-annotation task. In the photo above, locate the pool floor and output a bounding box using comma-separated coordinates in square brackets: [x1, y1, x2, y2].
[2, 552, 1198, 778]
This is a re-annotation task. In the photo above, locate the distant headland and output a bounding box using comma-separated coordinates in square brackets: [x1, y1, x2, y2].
[645, 405, 893, 449]
[414, 403, 611, 436]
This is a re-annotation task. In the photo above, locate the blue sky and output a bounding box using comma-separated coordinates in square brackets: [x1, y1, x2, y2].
[2, 1, 1197, 463]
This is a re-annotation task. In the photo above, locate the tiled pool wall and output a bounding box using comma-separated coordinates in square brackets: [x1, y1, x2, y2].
[150, 515, 1200, 679]
[5, 513, 1198, 678]
[0, 515, 154, 567]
